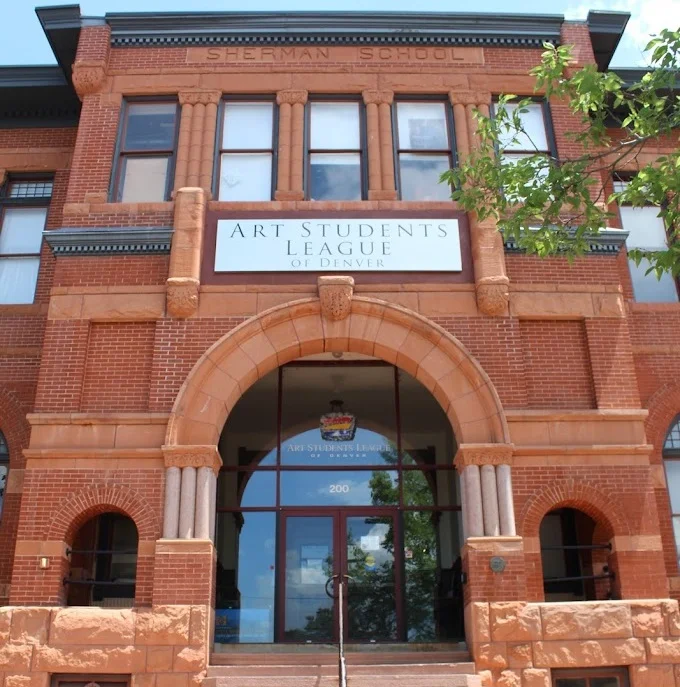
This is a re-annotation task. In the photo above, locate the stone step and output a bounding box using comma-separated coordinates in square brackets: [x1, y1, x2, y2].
[203, 676, 481, 687]
[210, 650, 472, 666]
[208, 662, 477, 677]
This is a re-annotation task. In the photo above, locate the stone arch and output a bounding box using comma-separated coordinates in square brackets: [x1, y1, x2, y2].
[166, 296, 509, 448]
[519, 479, 627, 541]
[47, 484, 160, 544]
[0, 387, 30, 464]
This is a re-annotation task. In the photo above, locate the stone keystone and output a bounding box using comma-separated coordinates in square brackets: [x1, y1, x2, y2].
[318, 276, 354, 322]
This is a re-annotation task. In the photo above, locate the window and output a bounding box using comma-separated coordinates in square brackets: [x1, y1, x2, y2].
[218, 100, 275, 201]
[306, 101, 364, 201]
[52, 676, 129, 687]
[113, 101, 179, 202]
[0, 430, 8, 519]
[0, 178, 52, 304]
[664, 417, 680, 566]
[614, 178, 678, 302]
[394, 100, 454, 201]
[552, 668, 629, 687]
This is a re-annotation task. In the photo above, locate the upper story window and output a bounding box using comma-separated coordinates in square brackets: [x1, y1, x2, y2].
[0, 430, 8, 520]
[218, 100, 275, 201]
[614, 178, 678, 303]
[664, 416, 680, 566]
[0, 177, 52, 304]
[496, 100, 553, 160]
[394, 100, 454, 201]
[113, 101, 179, 203]
[306, 100, 365, 201]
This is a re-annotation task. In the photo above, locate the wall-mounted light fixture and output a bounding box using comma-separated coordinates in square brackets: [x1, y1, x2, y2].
[39, 557, 50, 570]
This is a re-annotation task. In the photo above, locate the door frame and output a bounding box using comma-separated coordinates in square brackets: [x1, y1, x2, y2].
[277, 508, 403, 643]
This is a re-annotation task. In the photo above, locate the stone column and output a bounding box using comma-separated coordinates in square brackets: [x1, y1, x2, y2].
[174, 100, 194, 191]
[275, 90, 308, 201]
[497, 463, 517, 536]
[480, 464, 501, 537]
[458, 467, 469, 540]
[187, 102, 206, 189]
[362, 90, 396, 200]
[449, 92, 470, 161]
[162, 445, 222, 540]
[463, 465, 484, 537]
[200, 97, 220, 194]
[209, 470, 217, 543]
[162, 466, 181, 539]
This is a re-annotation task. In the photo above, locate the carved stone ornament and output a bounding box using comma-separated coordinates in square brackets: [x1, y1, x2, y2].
[71, 60, 107, 98]
[454, 443, 514, 471]
[162, 445, 223, 474]
[276, 89, 309, 106]
[476, 278, 510, 317]
[449, 90, 492, 107]
[318, 276, 354, 322]
[362, 89, 394, 105]
[178, 91, 221, 106]
[166, 277, 200, 319]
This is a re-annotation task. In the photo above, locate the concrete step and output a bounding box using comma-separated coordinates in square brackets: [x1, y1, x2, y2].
[210, 650, 472, 666]
[208, 662, 477, 677]
[204, 676, 481, 687]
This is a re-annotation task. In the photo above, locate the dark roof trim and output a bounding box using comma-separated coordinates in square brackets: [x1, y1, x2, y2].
[612, 68, 649, 87]
[0, 66, 67, 88]
[587, 10, 630, 71]
[45, 227, 173, 255]
[106, 11, 564, 48]
[35, 5, 82, 81]
[504, 229, 629, 255]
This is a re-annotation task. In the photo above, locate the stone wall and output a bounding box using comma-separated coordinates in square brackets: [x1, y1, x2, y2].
[0, 605, 209, 687]
[467, 599, 680, 686]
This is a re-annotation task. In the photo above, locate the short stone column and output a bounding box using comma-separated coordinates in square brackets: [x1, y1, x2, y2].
[462, 464, 484, 538]
[362, 90, 397, 200]
[480, 464, 501, 537]
[162, 445, 222, 540]
[275, 90, 308, 200]
[448, 92, 470, 161]
[496, 463, 517, 536]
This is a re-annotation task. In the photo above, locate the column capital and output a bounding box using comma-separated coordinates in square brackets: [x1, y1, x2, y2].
[162, 445, 222, 473]
[362, 90, 394, 105]
[454, 443, 514, 470]
[277, 89, 308, 105]
[178, 90, 221, 106]
[449, 90, 492, 107]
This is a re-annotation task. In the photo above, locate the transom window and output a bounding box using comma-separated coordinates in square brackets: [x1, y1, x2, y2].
[217, 100, 275, 201]
[306, 101, 365, 201]
[0, 177, 52, 304]
[614, 178, 678, 303]
[663, 416, 680, 566]
[394, 100, 454, 201]
[113, 101, 179, 202]
[0, 430, 8, 519]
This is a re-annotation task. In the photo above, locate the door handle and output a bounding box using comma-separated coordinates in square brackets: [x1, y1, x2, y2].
[325, 574, 339, 599]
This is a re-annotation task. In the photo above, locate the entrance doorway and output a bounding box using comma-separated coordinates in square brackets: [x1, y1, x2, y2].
[214, 358, 464, 645]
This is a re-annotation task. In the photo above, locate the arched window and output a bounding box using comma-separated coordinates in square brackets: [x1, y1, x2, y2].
[663, 416, 680, 566]
[0, 430, 8, 520]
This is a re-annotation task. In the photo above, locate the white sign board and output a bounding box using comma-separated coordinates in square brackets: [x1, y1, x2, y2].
[215, 218, 462, 272]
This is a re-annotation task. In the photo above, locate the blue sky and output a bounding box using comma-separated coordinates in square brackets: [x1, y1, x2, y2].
[1, 0, 678, 68]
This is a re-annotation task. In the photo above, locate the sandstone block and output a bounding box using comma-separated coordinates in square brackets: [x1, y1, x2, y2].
[0, 646, 33, 671]
[33, 646, 146, 673]
[540, 603, 632, 641]
[173, 647, 206, 672]
[474, 643, 508, 670]
[465, 603, 490, 644]
[631, 602, 667, 637]
[496, 670, 521, 687]
[477, 671, 492, 687]
[0, 610, 11, 643]
[663, 601, 680, 636]
[156, 674, 189, 687]
[136, 607, 190, 645]
[507, 643, 532, 668]
[490, 603, 541, 642]
[631, 664, 674, 687]
[9, 609, 50, 646]
[50, 607, 135, 645]
[146, 646, 174, 672]
[522, 669, 550, 687]
[533, 638, 646, 667]
[132, 674, 156, 687]
[645, 637, 680, 662]
[4, 675, 49, 687]
[189, 606, 208, 647]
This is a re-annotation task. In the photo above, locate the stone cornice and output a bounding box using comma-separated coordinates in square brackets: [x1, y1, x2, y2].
[162, 445, 223, 474]
[44, 227, 173, 255]
[454, 443, 514, 470]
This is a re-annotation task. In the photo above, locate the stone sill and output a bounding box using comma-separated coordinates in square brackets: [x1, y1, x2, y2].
[505, 409, 648, 422]
[207, 200, 462, 212]
[26, 412, 171, 426]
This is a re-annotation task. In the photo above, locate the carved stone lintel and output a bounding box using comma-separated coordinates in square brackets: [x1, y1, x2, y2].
[71, 59, 107, 99]
[178, 91, 221, 106]
[362, 90, 394, 106]
[167, 277, 200, 319]
[276, 89, 309, 106]
[162, 445, 222, 474]
[449, 90, 493, 107]
[318, 276, 354, 322]
[476, 278, 510, 317]
[454, 443, 514, 471]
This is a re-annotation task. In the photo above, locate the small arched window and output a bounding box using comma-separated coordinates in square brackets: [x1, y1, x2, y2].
[663, 416, 680, 566]
[0, 430, 8, 520]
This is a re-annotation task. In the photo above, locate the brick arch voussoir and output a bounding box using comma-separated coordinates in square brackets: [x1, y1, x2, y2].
[48, 484, 160, 544]
[645, 382, 680, 464]
[166, 296, 509, 447]
[519, 479, 627, 540]
[0, 386, 31, 463]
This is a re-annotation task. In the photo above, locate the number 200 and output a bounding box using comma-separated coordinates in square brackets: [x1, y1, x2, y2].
[330, 484, 350, 493]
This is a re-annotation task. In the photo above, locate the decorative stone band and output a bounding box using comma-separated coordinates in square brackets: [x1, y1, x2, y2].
[362, 90, 394, 105]
[178, 90, 221, 106]
[162, 445, 222, 473]
[276, 90, 309, 105]
[454, 443, 514, 469]
[504, 229, 630, 255]
[44, 227, 173, 255]
[318, 275, 354, 322]
[449, 90, 492, 107]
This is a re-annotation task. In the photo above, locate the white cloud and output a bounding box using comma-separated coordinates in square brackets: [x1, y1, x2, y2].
[566, 0, 680, 66]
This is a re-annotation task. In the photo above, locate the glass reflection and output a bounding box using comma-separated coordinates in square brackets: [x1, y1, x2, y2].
[309, 153, 361, 201]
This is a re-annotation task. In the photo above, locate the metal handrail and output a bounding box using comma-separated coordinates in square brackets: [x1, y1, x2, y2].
[338, 577, 347, 687]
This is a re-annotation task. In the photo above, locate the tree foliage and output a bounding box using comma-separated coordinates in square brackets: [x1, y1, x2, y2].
[442, 28, 680, 278]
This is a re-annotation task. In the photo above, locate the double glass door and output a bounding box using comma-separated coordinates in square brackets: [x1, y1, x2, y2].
[282, 510, 399, 642]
